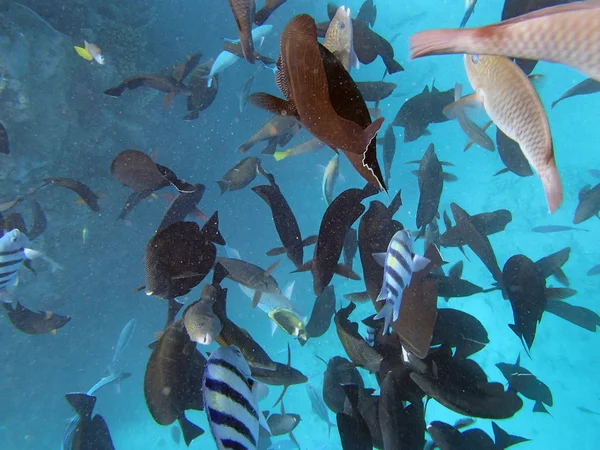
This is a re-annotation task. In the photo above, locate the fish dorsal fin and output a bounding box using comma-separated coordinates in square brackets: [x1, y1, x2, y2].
[264, 259, 281, 278]
[422, 85, 429, 94]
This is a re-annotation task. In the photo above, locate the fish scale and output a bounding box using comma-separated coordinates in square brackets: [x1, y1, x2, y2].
[464, 54, 562, 213]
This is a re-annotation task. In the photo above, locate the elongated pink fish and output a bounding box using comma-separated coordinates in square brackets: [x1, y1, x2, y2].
[409, 1, 600, 81]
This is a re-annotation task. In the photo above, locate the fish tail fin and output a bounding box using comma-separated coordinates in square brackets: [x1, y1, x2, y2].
[362, 117, 385, 150]
[236, 142, 252, 153]
[409, 28, 475, 59]
[373, 301, 392, 335]
[74, 46, 93, 61]
[492, 421, 530, 450]
[273, 150, 290, 161]
[202, 212, 226, 245]
[541, 163, 563, 214]
[177, 416, 204, 446]
[216, 180, 230, 194]
[65, 393, 96, 418]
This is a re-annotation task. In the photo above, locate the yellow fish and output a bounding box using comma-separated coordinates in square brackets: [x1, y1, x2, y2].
[268, 307, 308, 345]
[74, 41, 105, 65]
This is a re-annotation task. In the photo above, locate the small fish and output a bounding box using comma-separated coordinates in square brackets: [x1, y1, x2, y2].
[574, 183, 600, 224]
[409, 2, 600, 82]
[460, 0, 478, 28]
[183, 284, 222, 345]
[322, 154, 340, 206]
[587, 265, 600, 276]
[445, 54, 562, 213]
[532, 225, 588, 233]
[273, 138, 325, 161]
[268, 307, 309, 345]
[106, 318, 136, 375]
[82, 227, 88, 245]
[74, 40, 105, 65]
[2, 301, 71, 335]
[203, 346, 270, 449]
[239, 74, 255, 112]
[323, 6, 359, 71]
[306, 384, 336, 436]
[373, 230, 430, 333]
[238, 116, 299, 154]
[42, 177, 101, 212]
[217, 157, 262, 194]
[551, 78, 600, 108]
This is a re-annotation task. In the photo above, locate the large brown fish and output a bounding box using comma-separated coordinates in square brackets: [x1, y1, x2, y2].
[250, 15, 384, 161]
[254, 0, 288, 26]
[409, 2, 600, 81]
[2, 301, 71, 335]
[446, 55, 562, 213]
[227, 0, 256, 64]
[237, 116, 299, 154]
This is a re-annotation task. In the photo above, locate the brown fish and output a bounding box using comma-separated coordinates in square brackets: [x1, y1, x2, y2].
[409, 2, 600, 82]
[445, 55, 562, 213]
[184, 60, 219, 121]
[111, 149, 181, 193]
[356, 81, 397, 102]
[2, 301, 71, 335]
[227, 0, 256, 64]
[254, 0, 288, 26]
[221, 41, 276, 66]
[250, 15, 384, 160]
[237, 116, 299, 153]
[42, 178, 100, 212]
[216, 156, 262, 194]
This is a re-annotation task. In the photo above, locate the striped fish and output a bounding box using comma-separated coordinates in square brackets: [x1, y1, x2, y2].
[373, 230, 430, 333]
[0, 229, 40, 296]
[203, 346, 271, 450]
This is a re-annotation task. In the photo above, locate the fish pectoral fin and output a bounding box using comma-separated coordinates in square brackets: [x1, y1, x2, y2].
[334, 264, 361, 281]
[442, 172, 458, 182]
[266, 246, 286, 256]
[494, 168, 510, 176]
[163, 92, 176, 109]
[442, 92, 483, 120]
[264, 259, 281, 277]
[291, 260, 313, 273]
[301, 235, 319, 247]
[344, 291, 371, 303]
[412, 254, 431, 273]
[372, 252, 387, 266]
[74, 46, 93, 61]
[252, 290, 263, 308]
[177, 416, 204, 446]
[249, 92, 298, 117]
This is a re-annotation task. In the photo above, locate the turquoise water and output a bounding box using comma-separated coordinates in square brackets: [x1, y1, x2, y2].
[0, 0, 598, 449]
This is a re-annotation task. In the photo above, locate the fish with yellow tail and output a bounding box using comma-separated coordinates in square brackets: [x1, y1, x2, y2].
[74, 41, 105, 65]
[445, 54, 562, 213]
[409, 2, 600, 82]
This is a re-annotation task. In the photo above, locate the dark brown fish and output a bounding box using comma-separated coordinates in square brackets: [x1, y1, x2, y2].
[222, 41, 276, 66]
[535, 247, 570, 287]
[227, 0, 256, 64]
[415, 144, 451, 232]
[27, 200, 46, 241]
[545, 299, 600, 332]
[295, 185, 378, 296]
[450, 203, 502, 283]
[381, 124, 396, 188]
[392, 84, 454, 142]
[440, 208, 512, 249]
[335, 302, 383, 373]
[494, 128, 534, 177]
[157, 184, 206, 233]
[250, 15, 385, 190]
[266, 408, 301, 436]
[66, 394, 115, 450]
[42, 178, 100, 212]
[144, 215, 225, 301]
[217, 157, 262, 194]
[356, 81, 397, 102]
[110, 149, 183, 193]
[0, 121, 8, 154]
[502, 254, 547, 352]
[104, 53, 201, 107]
[2, 301, 71, 335]
[184, 60, 219, 121]
[337, 385, 373, 450]
[144, 320, 206, 446]
[356, 0, 377, 27]
[320, 356, 364, 414]
[342, 227, 358, 270]
[254, 0, 288, 25]
[305, 285, 336, 339]
[574, 183, 600, 224]
[432, 308, 490, 358]
[253, 172, 317, 270]
[551, 77, 600, 108]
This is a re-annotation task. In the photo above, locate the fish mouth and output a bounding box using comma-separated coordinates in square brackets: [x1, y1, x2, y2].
[145, 290, 154, 296]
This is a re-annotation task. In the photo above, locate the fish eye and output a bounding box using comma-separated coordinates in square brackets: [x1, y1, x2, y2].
[340, 23, 345, 29]
[471, 55, 480, 64]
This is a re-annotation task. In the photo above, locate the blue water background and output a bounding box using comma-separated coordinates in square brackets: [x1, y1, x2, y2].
[0, 0, 598, 448]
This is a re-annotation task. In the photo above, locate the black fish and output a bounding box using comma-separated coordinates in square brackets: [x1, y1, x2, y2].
[391, 84, 454, 142]
[0, 121, 8, 154]
[320, 356, 364, 414]
[494, 128, 534, 177]
[551, 77, 600, 108]
[254, 0, 289, 25]
[295, 185, 377, 295]
[104, 53, 201, 107]
[2, 301, 71, 335]
[432, 308, 490, 358]
[428, 420, 529, 450]
[334, 302, 383, 373]
[342, 227, 358, 270]
[441, 208, 512, 249]
[251, 343, 308, 407]
[42, 178, 100, 212]
[574, 183, 600, 224]
[496, 354, 553, 414]
[545, 300, 600, 332]
[502, 255, 547, 352]
[66, 393, 115, 450]
[379, 372, 426, 450]
[144, 215, 225, 301]
[427, 273, 484, 300]
[184, 60, 219, 121]
[356, 81, 397, 102]
[110, 149, 179, 193]
[410, 355, 523, 419]
[337, 385, 372, 450]
[265, 407, 301, 436]
[27, 200, 47, 240]
[144, 320, 206, 446]
[381, 124, 396, 188]
[253, 173, 317, 270]
[157, 184, 205, 233]
[217, 156, 262, 194]
[305, 285, 336, 339]
[341, 384, 383, 449]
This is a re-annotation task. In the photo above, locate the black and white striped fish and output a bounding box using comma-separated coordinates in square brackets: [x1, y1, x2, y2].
[0, 229, 37, 294]
[203, 346, 271, 450]
[373, 230, 430, 334]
